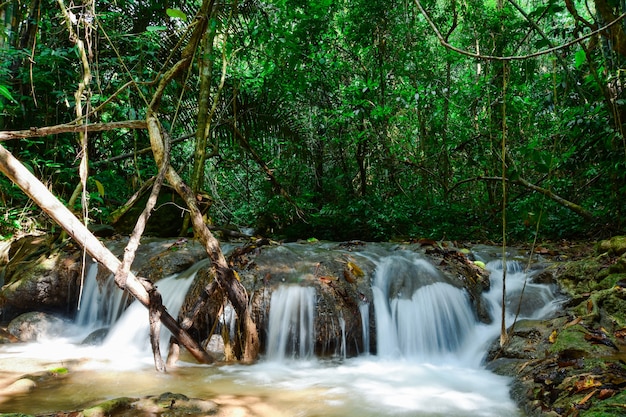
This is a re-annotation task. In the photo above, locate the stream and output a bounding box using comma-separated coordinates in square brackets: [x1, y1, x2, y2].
[0, 243, 562, 416]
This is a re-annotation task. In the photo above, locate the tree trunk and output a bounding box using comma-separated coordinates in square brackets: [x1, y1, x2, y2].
[146, 116, 260, 362]
[0, 143, 214, 365]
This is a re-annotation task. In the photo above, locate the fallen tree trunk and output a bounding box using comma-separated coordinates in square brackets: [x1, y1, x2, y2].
[0, 143, 214, 364]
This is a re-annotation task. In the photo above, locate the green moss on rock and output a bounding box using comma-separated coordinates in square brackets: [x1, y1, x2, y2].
[83, 397, 136, 417]
[581, 389, 626, 417]
[549, 325, 615, 357]
[597, 236, 626, 256]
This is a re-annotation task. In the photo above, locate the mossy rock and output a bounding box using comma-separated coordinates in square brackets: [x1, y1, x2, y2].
[556, 259, 605, 296]
[0, 414, 35, 417]
[549, 325, 615, 357]
[596, 236, 626, 256]
[83, 397, 137, 417]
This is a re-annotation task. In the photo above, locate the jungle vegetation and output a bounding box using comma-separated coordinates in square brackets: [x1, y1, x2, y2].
[1, 0, 625, 243]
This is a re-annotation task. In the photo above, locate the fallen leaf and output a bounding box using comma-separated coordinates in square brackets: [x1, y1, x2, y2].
[549, 329, 558, 343]
[564, 317, 582, 328]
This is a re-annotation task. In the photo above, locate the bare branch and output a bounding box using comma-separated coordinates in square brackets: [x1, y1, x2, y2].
[0, 120, 147, 141]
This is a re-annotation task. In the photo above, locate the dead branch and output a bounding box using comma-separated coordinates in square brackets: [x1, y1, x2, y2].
[0, 120, 147, 141]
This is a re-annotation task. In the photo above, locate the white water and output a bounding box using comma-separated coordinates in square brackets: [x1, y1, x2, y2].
[0, 246, 563, 416]
[265, 285, 316, 361]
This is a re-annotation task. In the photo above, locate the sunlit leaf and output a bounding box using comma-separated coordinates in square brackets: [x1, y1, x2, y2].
[94, 180, 105, 197]
[166, 8, 187, 21]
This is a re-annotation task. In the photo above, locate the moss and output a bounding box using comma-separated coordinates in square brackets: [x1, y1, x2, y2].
[549, 325, 614, 356]
[581, 389, 626, 417]
[596, 236, 626, 256]
[594, 274, 625, 291]
[83, 397, 136, 417]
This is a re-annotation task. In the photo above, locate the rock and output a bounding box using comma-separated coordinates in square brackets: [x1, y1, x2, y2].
[2, 378, 37, 394]
[7, 311, 67, 342]
[0, 235, 82, 322]
[83, 397, 137, 417]
[81, 328, 109, 345]
[596, 235, 626, 256]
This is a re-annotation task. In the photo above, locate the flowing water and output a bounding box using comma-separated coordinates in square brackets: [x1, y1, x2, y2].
[0, 244, 562, 416]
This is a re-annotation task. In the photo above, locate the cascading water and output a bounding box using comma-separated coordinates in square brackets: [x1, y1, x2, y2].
[372, 254, 476, 359]
[99, 258, 210, 362]
[75, 262, 131, 329]
[265, 285, 316, 360]
[0, 243, 564, 417]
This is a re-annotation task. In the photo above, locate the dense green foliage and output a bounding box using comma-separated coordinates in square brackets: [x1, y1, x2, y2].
[1, 0, 625, 242]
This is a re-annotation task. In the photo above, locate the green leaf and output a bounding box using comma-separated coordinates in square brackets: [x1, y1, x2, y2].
[166, 8, 187, 21]
[0, 85, 16, 103]
[146, 25, 167, 32]
[94, 179, 105, 197]
[574, 49, 586, 69]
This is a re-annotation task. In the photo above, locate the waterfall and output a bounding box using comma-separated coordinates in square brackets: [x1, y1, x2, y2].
[371, 253, 476, 360]
[266, 285, 316, 361]
[102, 259, 210, 356]
[75, 262, 131, 329]
[359, 302, 370, 355]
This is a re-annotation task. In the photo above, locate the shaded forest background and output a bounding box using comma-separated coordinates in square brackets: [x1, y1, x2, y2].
[1, 0, 625, 243]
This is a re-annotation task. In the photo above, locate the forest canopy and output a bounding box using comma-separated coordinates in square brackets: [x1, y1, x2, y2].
[1, 0, 625, 242]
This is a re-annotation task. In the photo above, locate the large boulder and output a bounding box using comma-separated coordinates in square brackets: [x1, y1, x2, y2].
[0, 235, 82, 322]
[7, 311, 68, 342]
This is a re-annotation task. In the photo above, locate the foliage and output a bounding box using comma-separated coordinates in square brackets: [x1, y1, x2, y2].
[1, 0, 625, 242]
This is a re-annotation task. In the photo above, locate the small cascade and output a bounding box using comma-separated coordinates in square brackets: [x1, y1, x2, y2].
[339, 315, 346, 359]
[372, 253, 476, 359]
[485, 259, 561, 321]
[75, 262, 131, 329]
[266, 285, 316, 361]
[102, 259, 210, 356]
[359, 302, 370, 355]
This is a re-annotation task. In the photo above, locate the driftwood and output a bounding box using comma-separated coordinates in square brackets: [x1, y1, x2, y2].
[0, 143, 214, 365]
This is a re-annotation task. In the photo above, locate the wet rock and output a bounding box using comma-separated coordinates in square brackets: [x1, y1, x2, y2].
[81, 327, 109, 345]
[2, 378, 37, 394]
[81, 393, 217, 417]
[133, 392, 217, 415]
[7, 311, 67, 342]
[0, 235, 82, 322]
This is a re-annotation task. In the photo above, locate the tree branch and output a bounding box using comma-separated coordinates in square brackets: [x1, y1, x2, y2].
[0, 120, 147, 141]
[413, 0, 626, 61]
[451, 176, 594, 220]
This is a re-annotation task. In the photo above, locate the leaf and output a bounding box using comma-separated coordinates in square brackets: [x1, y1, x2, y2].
[146, 25, 167, 32]
[94, 179, 105, 197]
[574, 49, 586, 69]
[0, 85, 16, 102]
[166, 8, 187, 21]
[346, 261, 364, 277]
[548, 329, 558, 343]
